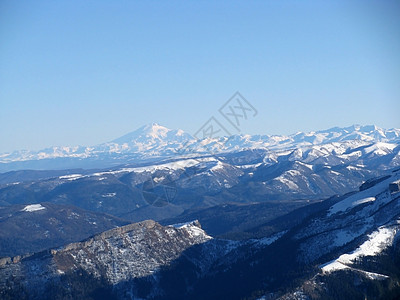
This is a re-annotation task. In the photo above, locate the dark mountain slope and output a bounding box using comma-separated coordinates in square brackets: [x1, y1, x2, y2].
[0, 202, 129, 257]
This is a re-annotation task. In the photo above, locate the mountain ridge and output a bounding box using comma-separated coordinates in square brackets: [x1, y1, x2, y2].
[1, 124, 399, 172]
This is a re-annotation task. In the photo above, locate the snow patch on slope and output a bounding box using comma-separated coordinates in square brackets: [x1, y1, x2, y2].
[170, 221, 212, 239]
[21, 204, 46, 212]
[59, 174, 85, 181]
[321, 225, 398, 276]
[254, 230, 288, 247]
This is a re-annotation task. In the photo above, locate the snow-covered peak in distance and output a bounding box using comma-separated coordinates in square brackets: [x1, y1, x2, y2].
[312, 124, 396, 143]
[97, 123, 193, 155]
[200, 124, 400, 156]
[0, 124, 399, 171]
[229, 124, 400, 149]
[111, 123, 192, 145]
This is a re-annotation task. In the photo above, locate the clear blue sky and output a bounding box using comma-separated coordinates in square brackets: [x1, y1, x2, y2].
[1, 0, 399, 152]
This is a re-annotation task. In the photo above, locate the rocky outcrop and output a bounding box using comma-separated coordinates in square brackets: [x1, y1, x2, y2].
[0, 219, 213, 294]
[52, 220, 211, 282]
[389, 180, 400, 193]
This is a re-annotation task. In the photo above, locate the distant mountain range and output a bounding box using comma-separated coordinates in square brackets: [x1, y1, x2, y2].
[1, 123, 399, 171]
[0, 124, 399, 229]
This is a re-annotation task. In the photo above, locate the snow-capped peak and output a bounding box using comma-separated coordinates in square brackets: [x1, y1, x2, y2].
[111, 123, 170, 143]
[141, 123, 170, 138]
[108, 123, 194, 148]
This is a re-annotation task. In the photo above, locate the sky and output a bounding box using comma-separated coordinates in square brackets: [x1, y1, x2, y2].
[0, 0, 399, 153]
